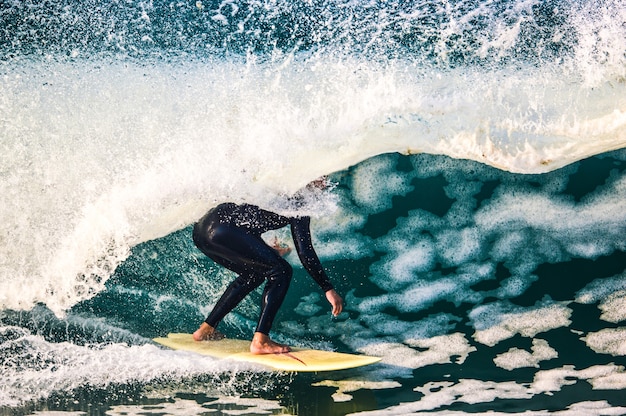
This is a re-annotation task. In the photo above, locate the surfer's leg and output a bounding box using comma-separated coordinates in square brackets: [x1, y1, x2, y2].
[202, 272, 264, 329]
[205, 259, 292, 336]
[248, 259, 293, 354]
[256, 262, 291, 335]
[192, 222, 293, 351]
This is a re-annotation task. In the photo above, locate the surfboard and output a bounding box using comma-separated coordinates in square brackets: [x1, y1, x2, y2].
[153, 333, 381, 372]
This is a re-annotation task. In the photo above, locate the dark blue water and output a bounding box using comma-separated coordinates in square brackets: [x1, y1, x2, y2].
[3, 151, 626, 414]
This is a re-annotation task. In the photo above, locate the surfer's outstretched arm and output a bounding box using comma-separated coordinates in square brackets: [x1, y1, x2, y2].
[290, 216, 344, 315]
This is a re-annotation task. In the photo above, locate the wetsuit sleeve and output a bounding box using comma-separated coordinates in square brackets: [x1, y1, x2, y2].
[290, 216, 334, 292]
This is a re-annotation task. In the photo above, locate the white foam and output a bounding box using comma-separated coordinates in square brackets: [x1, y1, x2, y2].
[201, 396, 286, 415]
[357, 333, 475, 370]
[109, 396, 285, 416]
[312, 379, 401, 403]
[598, 292, 626, 323]
[494, 274, 538, 299]
[350, 154, 416, 213]
[351, 401, 626, 416]
[569, 0, 626, 87]
[476, 175, 626, 260]
[371, 238, 437, 291]
[435, 227, 482, 267]
[531, 364, 626, 394]
[0, 325, 276, 407]
[0, 338, 163, 406]
[493, 338, 558, 371]
[353, 379, 532, 415]
[359, 312, 460, 340]
[584, 328, 626, 357]
[312, 209, 374, 260]
[576, 271, 626, 306]
[342, 148, 623, 330]
[109, 398, 209, 416]
[355, 279, 464, 315]
[588, 369, 626, 391]
[348, 364, 626, 415]
[575, 272, 626, 325]
[469, 300, 572, 347]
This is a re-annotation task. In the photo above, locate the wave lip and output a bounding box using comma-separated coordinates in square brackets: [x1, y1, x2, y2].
[1, 52, 625, 315]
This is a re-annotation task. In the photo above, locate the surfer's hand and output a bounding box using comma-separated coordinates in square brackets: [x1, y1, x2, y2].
[325, 289, 343, 317]
[271, 237, 292, 257]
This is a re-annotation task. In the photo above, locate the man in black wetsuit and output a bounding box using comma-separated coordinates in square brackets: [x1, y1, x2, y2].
[191, 199, 344, 355]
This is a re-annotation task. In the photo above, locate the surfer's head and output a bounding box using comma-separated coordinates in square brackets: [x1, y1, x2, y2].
[306, 176, 331, 191]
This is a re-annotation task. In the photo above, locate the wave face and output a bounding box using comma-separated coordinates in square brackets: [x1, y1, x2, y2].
[1, 0, 625, 413]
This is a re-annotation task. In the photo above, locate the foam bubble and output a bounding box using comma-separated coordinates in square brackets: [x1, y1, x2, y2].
[358, 333, 475, 370]
[358, 313, 460, 340]
[584, 328, 626, 357]
[349, 365, 626, 415]
[469, 300, 572, 347]
[435, 227, 483, 267]
[598, 291, 626, 323]
[109, 398, 210, 416]
[397, 280, 463, 312]
[494, 274, 538, 298]
[476, 173, 626, 263]
[493, 338, 558, 371]
[353, 400, 626, 416]
[109, 396, 286, 415]
[350, 154, 416, 213]
[0, 323, 286, 407]
[531, 364, 626, 394]
[356, 278, 465, 315]
[569, 1, 626, 86]
[576, 272, 626, 305]
[371, 238, 437, 291]
[312, 379, 401, 403]
[199, 396, 286, 414]
[377, 379, 533, 414]
[588, 369, 626, 391]
[0, 330, 191, 406]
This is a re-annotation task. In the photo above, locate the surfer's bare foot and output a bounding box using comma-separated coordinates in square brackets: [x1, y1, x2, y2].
[250, 332, 291, 355]
[193, 322, 225, 341]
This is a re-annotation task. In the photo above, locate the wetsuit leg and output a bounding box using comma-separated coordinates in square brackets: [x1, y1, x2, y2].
[193, 222, 292, 335]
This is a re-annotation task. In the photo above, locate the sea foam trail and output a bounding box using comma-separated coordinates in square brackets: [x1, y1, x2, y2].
[1, 54, 625, 315]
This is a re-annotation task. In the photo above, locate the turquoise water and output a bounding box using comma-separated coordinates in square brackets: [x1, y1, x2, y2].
[1, 0, 626, 414]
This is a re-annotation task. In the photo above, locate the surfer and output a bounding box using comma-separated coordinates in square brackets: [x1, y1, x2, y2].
[191, 182, 344, 355]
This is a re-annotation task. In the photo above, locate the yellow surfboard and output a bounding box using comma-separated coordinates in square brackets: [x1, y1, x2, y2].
[153, 333, 381, 372]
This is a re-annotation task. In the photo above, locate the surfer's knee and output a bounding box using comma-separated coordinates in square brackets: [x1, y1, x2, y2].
[267, 258, 292, 285]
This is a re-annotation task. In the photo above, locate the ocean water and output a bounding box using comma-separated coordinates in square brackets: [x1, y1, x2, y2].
[1, 0, 625, 414]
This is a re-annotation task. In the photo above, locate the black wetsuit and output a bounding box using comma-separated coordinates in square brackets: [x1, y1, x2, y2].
[192, 202, 334, 335]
